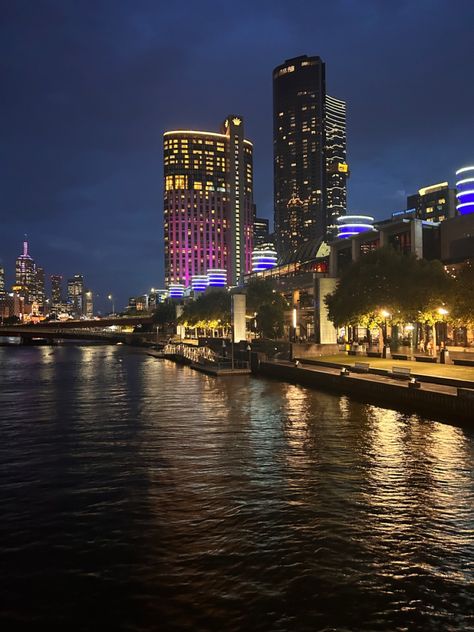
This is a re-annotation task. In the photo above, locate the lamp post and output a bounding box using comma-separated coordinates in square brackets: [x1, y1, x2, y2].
[437, 307, 449, 363]
[246, 343, 251, 369]
[405, 323, 414, 356]
[380, 310, 391, 358]
[108, 294, 114, 316]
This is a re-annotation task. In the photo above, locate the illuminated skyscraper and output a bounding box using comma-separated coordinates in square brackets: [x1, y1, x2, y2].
[163, 115, 254, 287]
[0, 266, 5, 296]
[51, 274, 63, 308]
[273, 55, 327, 255]
[67, 274, 84, 317]
[14, 238, 36, 302]
[325, 94, 348, 235]
[34, 266, 46, 310]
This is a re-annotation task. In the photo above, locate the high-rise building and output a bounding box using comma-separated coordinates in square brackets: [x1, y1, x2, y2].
[0, 266, 5, 296]
[407, 182, 456, 223]
[325, 94, 348, 235]
[273, 55, 327, 255]
[67, 274, 84, 317]
[163, 115, 254, 287]
[51, 274, 63, 308]
[14, 238, 36, 302]
[34, 266, 46, 310]
[253, 217, 270, 247]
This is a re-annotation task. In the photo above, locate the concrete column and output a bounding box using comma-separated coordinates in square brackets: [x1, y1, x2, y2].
[232, 293, 246, 342]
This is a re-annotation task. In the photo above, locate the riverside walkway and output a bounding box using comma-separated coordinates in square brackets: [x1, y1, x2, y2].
[258, 358, 474, 425]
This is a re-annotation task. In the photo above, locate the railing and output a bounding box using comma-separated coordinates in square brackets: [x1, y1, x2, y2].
[163, 343, 219, 364]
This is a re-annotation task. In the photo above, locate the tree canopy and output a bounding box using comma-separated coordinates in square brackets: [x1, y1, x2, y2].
[178, 290, 231, 328]
[325, 247, 454, 328]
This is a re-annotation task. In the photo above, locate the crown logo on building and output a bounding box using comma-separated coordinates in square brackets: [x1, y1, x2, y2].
[232, 117, 241, 126]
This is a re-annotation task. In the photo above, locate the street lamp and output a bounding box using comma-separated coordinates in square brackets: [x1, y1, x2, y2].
[108, 294, 115, 316]
[437, 307, 449, 363]
[380, 309, 391, 358]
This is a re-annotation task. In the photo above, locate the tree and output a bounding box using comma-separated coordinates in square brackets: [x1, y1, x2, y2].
[451, 262, 474, 326]
[178, 290, 231, 331]
[245, 278, 289, 339]
[325, 247, 454, 347]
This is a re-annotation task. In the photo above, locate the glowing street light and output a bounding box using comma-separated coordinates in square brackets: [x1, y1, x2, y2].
[437, 307, 449, 316]
[108, 294, 115, 315]
[380, 309, 391, 358]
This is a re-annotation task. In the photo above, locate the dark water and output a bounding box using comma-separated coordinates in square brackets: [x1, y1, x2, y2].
[1, 345, 473, 632]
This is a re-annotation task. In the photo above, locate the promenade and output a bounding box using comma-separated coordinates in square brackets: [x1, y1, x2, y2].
[258, 355, 474, 426]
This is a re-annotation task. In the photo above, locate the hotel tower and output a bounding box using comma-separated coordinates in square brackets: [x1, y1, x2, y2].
[163, 115, 254, 288]
[273, 55, 348, 254]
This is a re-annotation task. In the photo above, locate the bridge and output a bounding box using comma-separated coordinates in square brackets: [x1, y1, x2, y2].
[0, 316, 159, 346]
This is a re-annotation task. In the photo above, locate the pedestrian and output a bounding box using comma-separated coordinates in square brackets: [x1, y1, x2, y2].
[419, 338, 425, 353]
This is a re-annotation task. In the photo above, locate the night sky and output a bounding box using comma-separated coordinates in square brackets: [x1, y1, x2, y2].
[2, 0, 473, 311]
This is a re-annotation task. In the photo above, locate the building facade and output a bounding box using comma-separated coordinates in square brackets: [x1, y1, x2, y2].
[273, 55, 327, 255]
[0, 266, 5, 296]
[325, 94, 348, 235]
[67, 274, 84, 317]
[14, 239, 36, 302]
[163, 115, 254, 288]
[253, 217, 270, 247]
[51, 274, 63, 309]
[34, 266, 45, 311]
[406, 182, 456, 223]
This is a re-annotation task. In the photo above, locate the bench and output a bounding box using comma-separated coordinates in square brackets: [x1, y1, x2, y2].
[414, 355, 437, 363]
[390, 366, 412, 380]
[392, 353, 411, 361]
[453, 358, 474, 367]
[352, 362, 370, 373]
[367, 351, 382, 358]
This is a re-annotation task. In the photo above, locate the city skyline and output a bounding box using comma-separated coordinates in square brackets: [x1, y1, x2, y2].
[1, 1, 474, 308]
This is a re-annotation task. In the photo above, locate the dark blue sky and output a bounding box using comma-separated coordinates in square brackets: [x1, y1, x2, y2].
[1, 0, 473, 311]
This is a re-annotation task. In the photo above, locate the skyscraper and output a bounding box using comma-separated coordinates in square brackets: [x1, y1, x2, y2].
[163, 115, 254, 287]
[67, 274, 84, 318]
[325, 94, 348, 235]
[51, 274, 63, 309]
[14, 238, 36, 302]
[0, 266, 5, 296]
[35, 266, 46, 310]
[273, 55, 327, 255]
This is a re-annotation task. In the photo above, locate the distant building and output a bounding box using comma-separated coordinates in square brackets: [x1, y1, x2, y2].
[406, 182, 456, 223]
[163, 115, 254, 288]
[325, 95, 349, 236]
[35, 266, 46, 311]
[128, 295, 148, 312]
[0, 266, 5, 296]
[51, 274, 63, 309]
[15, 238, 36, 302]
[253, 217, 270, 247]
[67, 274, 84, 317]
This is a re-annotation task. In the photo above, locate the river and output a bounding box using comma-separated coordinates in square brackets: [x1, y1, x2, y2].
[1, 345, 473, 631]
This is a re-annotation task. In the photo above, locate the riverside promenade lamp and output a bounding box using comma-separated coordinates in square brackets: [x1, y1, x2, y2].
[437, 307, 449, 363]
[380, 310, 391, 358]
[108, 294, 115, 315]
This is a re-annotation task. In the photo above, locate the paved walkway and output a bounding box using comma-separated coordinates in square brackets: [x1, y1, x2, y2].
[298, 353, 474, 381]
[285, 360, 459, 396]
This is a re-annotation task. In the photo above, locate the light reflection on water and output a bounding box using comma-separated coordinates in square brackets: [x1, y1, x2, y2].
[0, 345, 473, 632]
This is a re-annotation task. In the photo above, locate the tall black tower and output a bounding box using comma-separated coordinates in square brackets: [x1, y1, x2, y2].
[273, 55, 326, 255]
